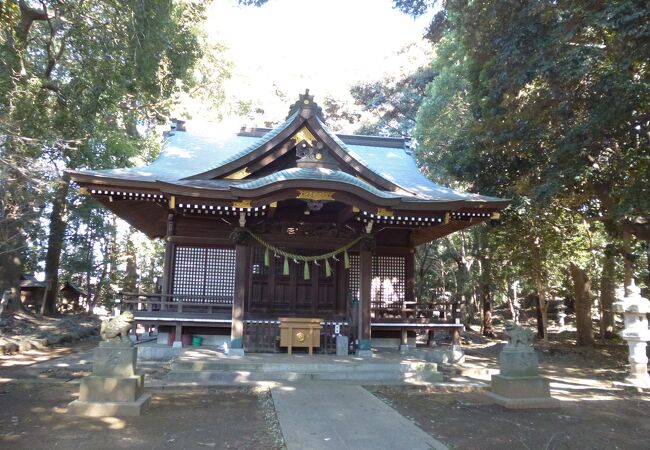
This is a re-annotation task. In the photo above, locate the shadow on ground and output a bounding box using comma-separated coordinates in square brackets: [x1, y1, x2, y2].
[369, 385, 650, 450]
[0, 384, 284, 450]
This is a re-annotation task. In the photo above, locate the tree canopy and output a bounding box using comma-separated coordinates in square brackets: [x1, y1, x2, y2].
[375, 0, 650, 340]
[0, 0, 226, 312]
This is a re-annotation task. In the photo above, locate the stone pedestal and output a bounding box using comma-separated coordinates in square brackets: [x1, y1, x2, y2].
[226, 347, 245, 356]
[487, 375, 557, 408]
[618, 337, 650, 388]
[498, 348, 539, 377]
[336, 335, 349, 356]
[486, 323, 559, 409]
[415, 346, 465, 365]
[68, 342, 150, 416]
[356, 338, 373, 357]
[613, 282, 650, 389]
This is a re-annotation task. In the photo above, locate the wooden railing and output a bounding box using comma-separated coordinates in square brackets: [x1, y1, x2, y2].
[243, 320, 350, 354]
[244, 320, 279, 352]
[117, 292, 233, 315]
[371, 300, 459, 322]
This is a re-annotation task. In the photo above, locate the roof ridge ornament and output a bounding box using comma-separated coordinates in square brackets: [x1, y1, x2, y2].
[286, 89, 325, 121]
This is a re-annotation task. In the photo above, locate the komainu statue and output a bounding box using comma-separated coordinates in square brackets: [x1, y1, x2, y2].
[504, 320, 534, 348]
[100, 311, 134, 343]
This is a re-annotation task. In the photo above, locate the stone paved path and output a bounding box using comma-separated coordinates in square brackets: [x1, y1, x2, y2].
[271, 382, 448, 450]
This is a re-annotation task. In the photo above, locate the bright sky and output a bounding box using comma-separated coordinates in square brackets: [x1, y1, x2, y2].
[206, 0, 434, 128]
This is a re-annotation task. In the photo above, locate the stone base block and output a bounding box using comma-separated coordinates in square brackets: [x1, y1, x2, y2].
[336, 335, 349, 356]
[487, 374, 560, 409]
[371, 337, 416, 348]
[411, 362, 443, 382]
[414, 348, 465, 365]
[613, 378, 650, 391]
[356, 349, 373, 358]
[399, 344, 410, 353]
[68, 393, 151, 417]
[79, 375, 144, 403]
[225, 347, 245, 356]
[93, 346, 137, 377]
[485, 391, 561, 409]
[499, 349, 539, 377]
[137, 345, 183, 361]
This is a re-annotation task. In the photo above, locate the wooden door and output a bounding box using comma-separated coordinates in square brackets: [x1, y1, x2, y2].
[248, 246, 338, 317]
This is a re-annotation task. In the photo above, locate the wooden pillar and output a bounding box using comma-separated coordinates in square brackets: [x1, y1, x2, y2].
[451, 327, 461, 346]
[358, 247, 372, 354]
[400, 327, 408, 345]
[230, 242, 249, 354]
[401, 250, 416, 352]
[161, 213, 175, 298]
[172, 322, 183, 348]
[427, 329, 436, 347]
[162, 214, 183, 347]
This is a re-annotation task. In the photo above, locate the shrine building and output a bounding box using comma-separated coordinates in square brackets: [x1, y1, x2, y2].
[68, 91, 508, 355]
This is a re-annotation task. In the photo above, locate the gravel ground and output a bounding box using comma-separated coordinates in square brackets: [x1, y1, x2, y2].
[0, 384, 285, 450]
[369, 385, 650, 450]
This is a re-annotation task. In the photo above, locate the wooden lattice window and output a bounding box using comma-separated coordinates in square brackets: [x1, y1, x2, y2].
[173, 246, 235, 302]
[347, 255, 405, 306]
[251, 246, 269, 276]
[373, 256, 405, 306]
[348, 255, 360, 301]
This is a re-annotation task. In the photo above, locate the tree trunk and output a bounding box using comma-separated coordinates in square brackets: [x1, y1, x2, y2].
[415, 244, 434, 302]
[123, 254, 138, 293]
[41, 179, 70, 315]
[535, 296, 544, 338]
[599, 246, 616, 339]
[570, 263, 595, 347]
[480, 250, 494, 337]
[92, 221, 115, 312]
[508, 280, 520, 323]
[0, 214, 24, 313]
[0, 170, 28, 312]
[482, 295, 494, 337]
[646, 244, 650, 297]
[622, 231, 634, 295]
[530, 242, 548, 342]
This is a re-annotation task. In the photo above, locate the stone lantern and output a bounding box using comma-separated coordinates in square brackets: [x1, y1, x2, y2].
[613, 281, 650, 389]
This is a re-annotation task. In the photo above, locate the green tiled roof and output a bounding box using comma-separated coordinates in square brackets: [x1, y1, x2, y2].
[236, 168, 404, 199]
[69, 107, 507, 207]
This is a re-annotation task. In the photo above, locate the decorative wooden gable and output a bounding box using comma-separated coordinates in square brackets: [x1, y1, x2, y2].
[185, 90, 400, 195]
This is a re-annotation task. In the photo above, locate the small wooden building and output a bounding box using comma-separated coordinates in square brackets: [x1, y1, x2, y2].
[20, 275, 87, 313]
[60, 281, 87, 312]
[68, 91, 508, 353]
[19, 274, 47, 311]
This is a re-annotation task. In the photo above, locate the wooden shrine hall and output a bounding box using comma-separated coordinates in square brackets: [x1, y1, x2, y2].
[68, 91, 508, 355]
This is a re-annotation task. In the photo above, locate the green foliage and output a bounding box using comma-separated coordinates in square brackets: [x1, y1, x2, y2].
[0, 1, 222, 309]
[386, 0, 650, 332]
[416, 1, 650, 221]
[393, 0, 438, 18]
[352, 63, 436, 137]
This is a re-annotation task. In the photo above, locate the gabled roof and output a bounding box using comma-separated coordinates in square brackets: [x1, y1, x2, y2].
[67, 91, 509, 240]
[20, 274, 46, 289]
[69, 94, 506, 208]
[61, 281, 87, 296]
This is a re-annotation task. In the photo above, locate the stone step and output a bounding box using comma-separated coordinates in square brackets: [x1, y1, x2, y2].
[171, 359, 437, 374]
[442, 366, 498, 378]
[166, 368, 442, 384]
